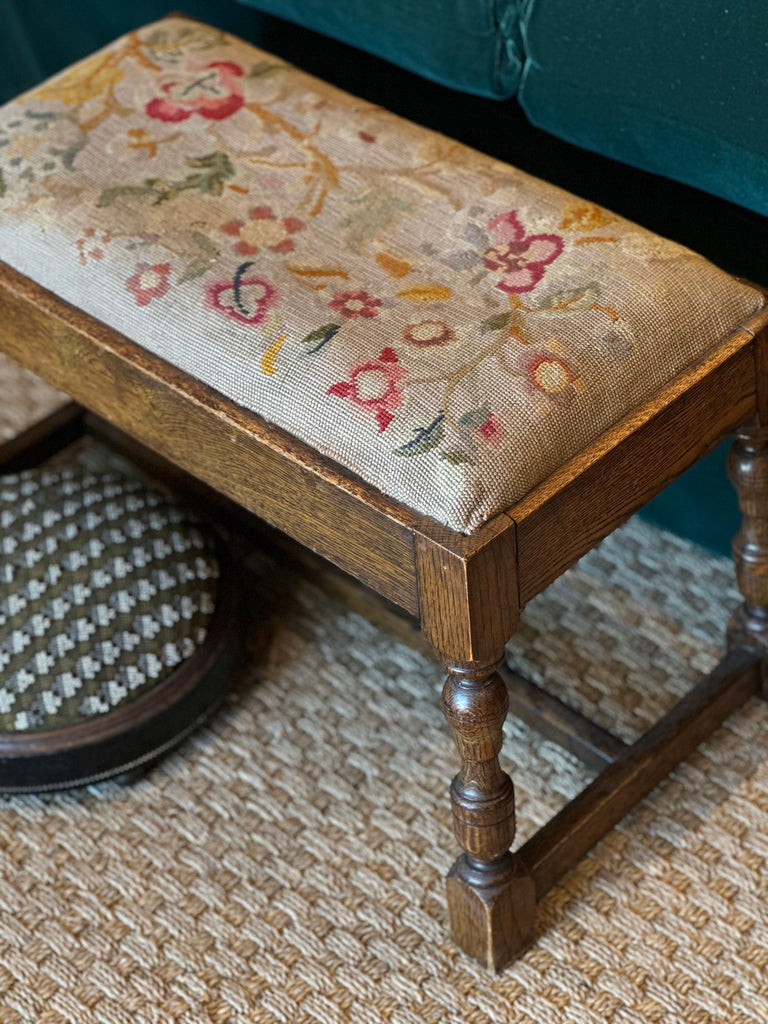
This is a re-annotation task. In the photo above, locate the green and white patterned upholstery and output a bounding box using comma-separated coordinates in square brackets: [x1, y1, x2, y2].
[0, 465, 219, 735]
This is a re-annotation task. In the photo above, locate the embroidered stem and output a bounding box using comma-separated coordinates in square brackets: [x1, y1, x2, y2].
[232, 261, 255, 318]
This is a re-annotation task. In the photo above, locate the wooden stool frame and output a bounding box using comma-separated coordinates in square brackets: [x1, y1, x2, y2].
[2, 261, 768, 970]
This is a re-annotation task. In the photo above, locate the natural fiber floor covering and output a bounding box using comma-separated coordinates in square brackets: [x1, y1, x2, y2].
[1, 355, 768, 1023]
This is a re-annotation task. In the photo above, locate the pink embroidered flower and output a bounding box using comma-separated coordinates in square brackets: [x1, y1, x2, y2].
[527, 352, 577, 394]
[476, 413, 505, 446]
[221, 206, 305, 257]
[484, 211, 563, 294]
[327, 347, 406, 432]
[146, 62, 245, 122]
[76, 227, 113, 266]
[402, 320, 456, 347]
[328, 290, 381, 319]
[207, 268, 277, 326]
[126, 262, 171, 306]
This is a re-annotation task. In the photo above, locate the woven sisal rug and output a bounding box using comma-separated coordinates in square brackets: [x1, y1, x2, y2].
[0, 354, 767, 1023]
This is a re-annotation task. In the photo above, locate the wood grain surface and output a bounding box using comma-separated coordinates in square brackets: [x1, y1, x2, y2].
[519, 647, 762, 899]
[414, 516, 518, 663]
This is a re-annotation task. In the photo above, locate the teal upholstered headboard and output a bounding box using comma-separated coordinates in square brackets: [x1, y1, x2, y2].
[234, 0, 524, 98]
[233, 0, 768, 217]
[0, 1, 44, 102]
[518, 1, 768, 218]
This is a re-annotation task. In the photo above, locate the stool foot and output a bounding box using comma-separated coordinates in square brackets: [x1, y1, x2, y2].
[447, 853, 535, 971]
[727, 421, 768, 696]
[441, 655, 535, 970]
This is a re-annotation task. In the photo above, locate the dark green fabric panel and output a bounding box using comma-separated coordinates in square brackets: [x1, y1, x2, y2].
[235, 0, 524, 98]
[518, 0, 768, 215]
[639, 442, 737, 558]
[0, 2, 44, 102]
[0, 0, 269, 102]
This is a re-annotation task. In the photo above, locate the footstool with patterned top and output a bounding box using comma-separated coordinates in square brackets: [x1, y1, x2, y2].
[0, 460, 239, 793]
[1, 17, 768, 970]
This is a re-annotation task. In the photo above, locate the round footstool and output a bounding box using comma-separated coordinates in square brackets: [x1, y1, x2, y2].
[0, 463, 240, 792]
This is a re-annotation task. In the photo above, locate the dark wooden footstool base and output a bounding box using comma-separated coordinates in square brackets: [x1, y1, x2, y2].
[0, 408, 243, 794]
[0, 576, 240, 794]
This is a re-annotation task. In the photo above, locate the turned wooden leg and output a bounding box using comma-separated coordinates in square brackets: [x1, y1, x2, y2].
[727, 422, 768, 691]
[442, 655, 536, 971]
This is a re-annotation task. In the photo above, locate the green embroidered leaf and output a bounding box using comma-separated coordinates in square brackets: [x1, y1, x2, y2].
[480, 311, 512, 334]
[0, 169, 5, 199]
[178, 256, 215, 284]
[440, 450, 474, 465]
[177, 232, 220, 283]
[248, 60, 284, 79]
[340, 187, 413, 254]
[97, 183, 155, 207]
[97, 152, 235, 208]
[145, 26, 227, 63]
[302, 324, 342, 354]
[537, 282, 601, 317]
[395, 415, 446, 458]
[25, 110, 59, 127]
[50, 131, 87, 172]
[178, 152, 236, 198]
[458, 403, 490, 431]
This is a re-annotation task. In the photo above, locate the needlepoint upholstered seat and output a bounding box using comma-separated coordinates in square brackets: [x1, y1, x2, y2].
[1, 17, 768, 972]
[0, 19, 761, 532]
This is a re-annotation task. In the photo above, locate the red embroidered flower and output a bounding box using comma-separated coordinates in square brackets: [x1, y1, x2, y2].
[484, 211, 563, 294]
[402, 320, 456, 347]
[126, 262, 171, 306]
[476, 413, 505, 446]
[327, 347, 406, 432]
[527, 353, 577, 394]
[221, 206, 305, 257]
[146, 62, 245, 122]
[206, 267, 277, 326]
[328, 290, 381, 319]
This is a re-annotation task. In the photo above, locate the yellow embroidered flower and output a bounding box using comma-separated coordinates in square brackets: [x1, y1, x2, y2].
[528, 353, 574, 393]
[34, 54, 123, 106]
[559, 201, 615, 233]
[620, 231, 689, 262]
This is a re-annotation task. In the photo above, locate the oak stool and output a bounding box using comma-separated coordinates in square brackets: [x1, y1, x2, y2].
[0, 17, 767, 968]
[0, 458, 238, 793]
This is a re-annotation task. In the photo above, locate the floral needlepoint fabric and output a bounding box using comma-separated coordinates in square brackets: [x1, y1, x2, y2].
[0, 18, 763, 532]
